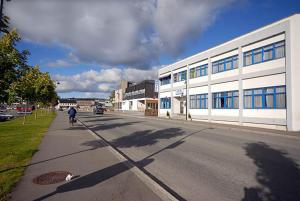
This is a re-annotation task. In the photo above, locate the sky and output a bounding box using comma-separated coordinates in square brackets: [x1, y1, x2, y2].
[4, 0, 300, 99]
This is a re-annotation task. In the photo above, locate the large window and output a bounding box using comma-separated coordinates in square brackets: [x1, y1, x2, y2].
[213, 91, 239, 109]
[212, 55, 238, 74]
[244, 40, 285, 66]
[160, 75, 171, 85]
[160, 98, 171, 109]
[244, 86, 286, 109]
[190, 64, 208, 79]
[190, 93, 208, 109]
[173, 70, 187, 82]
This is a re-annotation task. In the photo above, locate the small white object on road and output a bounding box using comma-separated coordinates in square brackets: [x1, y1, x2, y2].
[65, 174, 73, 181]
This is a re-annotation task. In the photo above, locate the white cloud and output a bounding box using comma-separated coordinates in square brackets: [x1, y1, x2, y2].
[53, 67, 158, 96]
[6, 0, 235, 68]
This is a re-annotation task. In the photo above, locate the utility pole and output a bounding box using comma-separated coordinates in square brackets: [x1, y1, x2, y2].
[185, 80, 188, 120]
[0, 0, 10, 27]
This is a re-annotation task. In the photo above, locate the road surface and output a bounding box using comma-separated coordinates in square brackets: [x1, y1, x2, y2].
[78, 112, 300, 201]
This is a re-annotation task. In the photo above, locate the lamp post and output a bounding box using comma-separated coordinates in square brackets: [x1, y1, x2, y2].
[185, 80, 187, 120]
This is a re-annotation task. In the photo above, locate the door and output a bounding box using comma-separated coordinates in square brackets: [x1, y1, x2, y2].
[180, 101, 184, 114]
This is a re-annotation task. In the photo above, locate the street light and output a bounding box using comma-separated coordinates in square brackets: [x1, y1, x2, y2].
[185, 80, 187, 121]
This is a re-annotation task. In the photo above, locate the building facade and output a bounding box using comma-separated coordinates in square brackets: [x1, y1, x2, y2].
[158, 14, 300, 131]
[114, 80, 134, 110]
[122, 80, 158, 112]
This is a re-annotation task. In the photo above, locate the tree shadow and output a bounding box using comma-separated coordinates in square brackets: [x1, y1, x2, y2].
[64, 126, 87, 130]
[0, 140, 106, 173]
[111, 127, 186, 148]
[242, 142, 300, 201]
[83, 117, 122, 123]
[88, 121, 143, 132]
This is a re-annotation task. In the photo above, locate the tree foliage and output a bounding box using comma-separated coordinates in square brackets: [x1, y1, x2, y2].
[8, 66, 58, 106]
[0, 29, 30, 102]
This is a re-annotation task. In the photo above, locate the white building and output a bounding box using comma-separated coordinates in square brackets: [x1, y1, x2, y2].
[158, 14, 300, 131]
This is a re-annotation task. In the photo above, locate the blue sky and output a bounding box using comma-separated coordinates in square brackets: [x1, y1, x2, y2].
[6, 0, 300, 98]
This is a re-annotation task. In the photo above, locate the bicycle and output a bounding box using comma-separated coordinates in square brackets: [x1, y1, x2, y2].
[69, 116, 76, 126]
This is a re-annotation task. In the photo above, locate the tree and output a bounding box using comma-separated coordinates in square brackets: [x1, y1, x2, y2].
[8, 65, 58, 106]
[0, 29, 30, 103]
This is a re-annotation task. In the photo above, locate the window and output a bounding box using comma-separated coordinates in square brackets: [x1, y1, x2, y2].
[190, 93, 208, 109]
[213, 91, 239, 109]
[160, 75, 171, 85]
[160, 98, 171, 109]
[212, 55, 239, 74]
[190, 64, 208, 79]
[244, 86, 286, 109]
[243, 40, 285, 66]
[173, 70, 187, 82]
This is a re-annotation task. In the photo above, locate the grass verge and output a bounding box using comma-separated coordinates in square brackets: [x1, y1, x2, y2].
[0, 111, 56, 201]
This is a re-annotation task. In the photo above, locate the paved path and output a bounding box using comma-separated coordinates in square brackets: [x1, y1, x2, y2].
[79, 112, 300, 201]
[10, 112, 164, 201]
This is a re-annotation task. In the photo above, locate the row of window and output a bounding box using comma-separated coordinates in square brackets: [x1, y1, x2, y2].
[160, 40, 285, 85]
[190, 64, 208, 79]
[173, 70, 187, 82]
[244, 41, 285, 66]
[160, 75, 171, 85]
[160, 86, 286, 109]
[160, 97, 171, 109]
[212, 55, 239, 74]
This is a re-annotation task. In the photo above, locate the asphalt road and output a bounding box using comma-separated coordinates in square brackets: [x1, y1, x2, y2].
[78, 112, 300, 201]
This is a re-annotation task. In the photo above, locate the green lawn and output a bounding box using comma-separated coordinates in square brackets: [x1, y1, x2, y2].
[0, 111, 56, 201]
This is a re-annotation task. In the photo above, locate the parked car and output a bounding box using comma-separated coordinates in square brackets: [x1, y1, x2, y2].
[0, 114, 14, 122]
[16, 106, 32, 114]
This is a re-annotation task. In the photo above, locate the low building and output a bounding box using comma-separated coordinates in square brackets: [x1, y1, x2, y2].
[114, 80, 134, 110]
[57, 99, 77, 110]
[158, 14, 300, 131]
[76, 98, 95, 112]
[122, 80, 158, 114]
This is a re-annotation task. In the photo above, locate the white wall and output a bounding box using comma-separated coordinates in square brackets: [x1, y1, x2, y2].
[160, 84, 171, 91]
[211, 109, 239, 117]
[122, 101, 129, 110]
[159, 92, 171, 98]
[189, 109, 208, 116]
[211, 69, 239, 80]
[211, 81, 239, 93]
[243, 73, 285, 89]
[289, 15, 300, 131]
[243, 109, 286, 120]
[242, 58, 285, 74]
[211, 49, 238, 62]
[189, 86, 208, 95]
[189, 76, 208, 85]
[242, 34, 285, 52]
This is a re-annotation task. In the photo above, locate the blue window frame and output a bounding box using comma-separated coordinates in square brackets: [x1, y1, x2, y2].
[160, 98, 171, 109]
[160, 75, 171, 85]
[244, 86, 286, 109]
[173, 70, 187, 82]
[244, 40, 285, 66]
[190, 64, 208, 79]
[212, 55, 238, 74]
[213, 91, 239, 109]
[190, 93, 208, 109]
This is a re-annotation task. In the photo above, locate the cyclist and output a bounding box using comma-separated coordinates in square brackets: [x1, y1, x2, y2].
[68, 107, 77, 125]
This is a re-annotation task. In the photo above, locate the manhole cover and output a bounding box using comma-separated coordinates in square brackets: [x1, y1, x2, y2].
[32, 171, 71, 185]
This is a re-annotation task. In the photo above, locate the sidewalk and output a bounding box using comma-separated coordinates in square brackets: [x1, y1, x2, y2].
[10, 112, 163, 201]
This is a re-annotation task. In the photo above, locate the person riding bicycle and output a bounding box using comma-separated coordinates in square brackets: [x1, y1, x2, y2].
[68, 107, 77, 124]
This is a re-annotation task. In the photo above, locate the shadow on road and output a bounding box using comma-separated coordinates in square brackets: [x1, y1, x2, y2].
[111, 127, 185, 148]
[83, 117, 122, 123]
[242, 142, 300, 201]
[89, 121, 143, 131]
